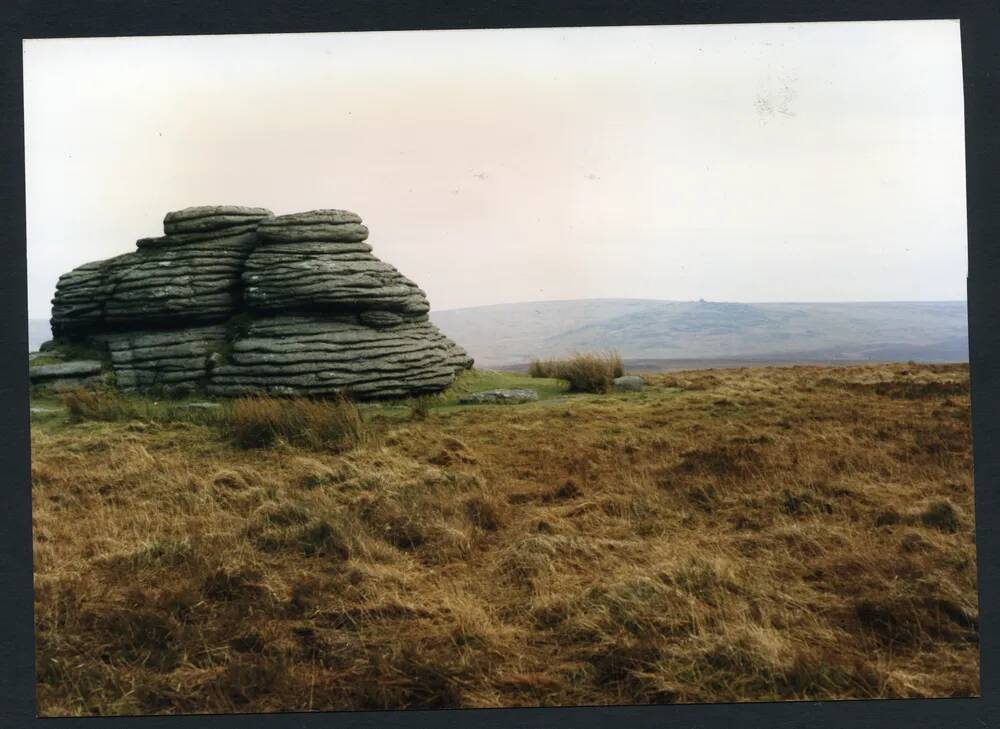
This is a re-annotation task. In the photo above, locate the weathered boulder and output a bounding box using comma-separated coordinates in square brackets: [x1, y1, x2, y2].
[613, 375, 644, 392]
[46, 206, 473, 400]
[458, 389, 539, 404]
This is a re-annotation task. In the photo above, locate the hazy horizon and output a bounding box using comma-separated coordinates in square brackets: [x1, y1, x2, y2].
[27, 296, 969, 361]
[24, 20, 967, 320]
[26, 292, 970, 326]
[429, 295, 969, 312]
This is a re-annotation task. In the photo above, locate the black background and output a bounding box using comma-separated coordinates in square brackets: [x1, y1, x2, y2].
[1, 2, 998, 728]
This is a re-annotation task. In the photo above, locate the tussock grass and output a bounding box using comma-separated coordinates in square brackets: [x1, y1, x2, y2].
[31, 362, 978, 715]
[61, 389, 226, 425]
[59, 389, 369, 452]
[229, 394, 367, 451]
[529, 351, 625, 393]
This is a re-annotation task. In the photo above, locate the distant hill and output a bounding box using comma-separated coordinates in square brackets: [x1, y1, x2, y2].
[429, 299, 968, 368]
[30, 299, 969, 368]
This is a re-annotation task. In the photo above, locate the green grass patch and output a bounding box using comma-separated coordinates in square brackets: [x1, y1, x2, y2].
[60, 389, 229, 426]
[437, 368, 570, 406]
[32, 369, 577, 434]
[360, 369, 572, 421]
[29, 356, 66, 368]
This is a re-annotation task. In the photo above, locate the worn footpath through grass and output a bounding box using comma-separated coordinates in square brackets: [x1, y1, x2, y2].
[30, 364, 978, 715]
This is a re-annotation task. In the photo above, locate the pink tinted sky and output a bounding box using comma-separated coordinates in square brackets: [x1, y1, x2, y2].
[23, 20, 966, 319]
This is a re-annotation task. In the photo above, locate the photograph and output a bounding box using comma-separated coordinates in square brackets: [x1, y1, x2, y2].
[22, 19, 978, 716]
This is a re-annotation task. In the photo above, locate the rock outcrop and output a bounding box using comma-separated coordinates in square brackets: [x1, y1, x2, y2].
[52, 206, 271, 339]
[47, 206, 472, 399]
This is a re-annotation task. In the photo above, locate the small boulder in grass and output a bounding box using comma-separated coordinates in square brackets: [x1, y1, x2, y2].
[459, 389, 539, 405]
[613, 375, 644, 392]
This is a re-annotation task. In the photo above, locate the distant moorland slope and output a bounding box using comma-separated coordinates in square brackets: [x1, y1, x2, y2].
[430, 299, 968, 368]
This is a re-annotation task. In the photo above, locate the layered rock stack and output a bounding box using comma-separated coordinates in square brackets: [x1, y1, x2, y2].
[46, 206, 472, 399]
[52, 206, 271, 339]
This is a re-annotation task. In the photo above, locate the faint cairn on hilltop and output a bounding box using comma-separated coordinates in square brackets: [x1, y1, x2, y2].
[41, 205, 472, 399]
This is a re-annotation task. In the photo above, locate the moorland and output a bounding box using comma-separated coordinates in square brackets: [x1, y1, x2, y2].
[30, 362, 978, 715]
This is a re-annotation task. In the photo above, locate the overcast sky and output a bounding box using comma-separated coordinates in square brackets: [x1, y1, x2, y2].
[23, 20, 966, 319]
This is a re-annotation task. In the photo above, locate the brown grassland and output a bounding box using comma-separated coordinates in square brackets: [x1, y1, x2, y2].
[29, 362, 978, 715]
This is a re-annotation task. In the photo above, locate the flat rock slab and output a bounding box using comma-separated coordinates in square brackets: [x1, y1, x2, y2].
[165, 215, 271, 235]
[614, 375, 645, 392]
[137, 224, 260, 249]
[459, 388, 539, 404]
[29, 351, 64, 362]
[183, 402, 222, 409]
[162, 206, 273, 235]
[259, 210, 362, 227]
[256, 223, 369, 244]
[29, 360, 103, 381]
[164, 205, 272, 223]
[30, 407, 58, 414]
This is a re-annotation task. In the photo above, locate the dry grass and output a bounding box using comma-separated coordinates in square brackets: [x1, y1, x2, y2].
[60, 390, 368, 451]
[61, 389, 226, 426]
[31, 362, 978, 715]
[229, 394, 367, 450]
[529, 351, 625, 393]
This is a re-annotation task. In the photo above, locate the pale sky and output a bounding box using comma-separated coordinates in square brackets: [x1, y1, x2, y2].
[23, 20, 967, 320]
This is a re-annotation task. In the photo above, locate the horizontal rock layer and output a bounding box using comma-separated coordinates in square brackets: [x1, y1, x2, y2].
[243, 243, 430, 317]
[104, 232, 258, 326]
[257, 222, 369, 244]
[164, 205, 271, 222]
[29, 360, 104, 382]
[206, 316, 464, 399]
[102, 325, 228, 394]
[163, 206, 272, 234]
[52, 229, 260, 338]
[50, 260, 109, 338]
[137, 223, 260, 249]
[258, 209, 361, 227]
